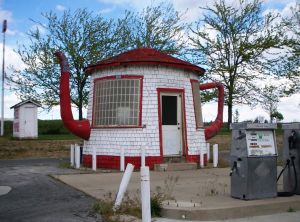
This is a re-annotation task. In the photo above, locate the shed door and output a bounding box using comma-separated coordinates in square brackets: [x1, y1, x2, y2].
[23, 107, 36, 138]
[161, 94, 182, 156]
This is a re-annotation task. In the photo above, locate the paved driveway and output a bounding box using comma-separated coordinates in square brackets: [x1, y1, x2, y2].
[0, 158, 102, 222]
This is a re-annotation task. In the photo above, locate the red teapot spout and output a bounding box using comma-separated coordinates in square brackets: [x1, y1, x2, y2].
[200, 82, 224, 140]
[55, 52, 91, 140]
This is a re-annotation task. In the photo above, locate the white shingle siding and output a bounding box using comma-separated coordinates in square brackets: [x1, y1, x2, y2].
[12, 104, 39, 139]
[84, 65, 206, 156]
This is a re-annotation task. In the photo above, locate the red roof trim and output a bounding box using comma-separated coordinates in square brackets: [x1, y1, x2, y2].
[85, 48, 205, 76]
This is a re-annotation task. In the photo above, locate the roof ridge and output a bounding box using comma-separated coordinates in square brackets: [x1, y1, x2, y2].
[85, 48, 205, 76]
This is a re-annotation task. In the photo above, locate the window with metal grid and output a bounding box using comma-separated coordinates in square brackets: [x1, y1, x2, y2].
[93, 78, 141, 127]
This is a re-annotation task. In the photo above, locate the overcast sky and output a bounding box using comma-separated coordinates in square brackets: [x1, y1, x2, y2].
[1, 0, 299, 122]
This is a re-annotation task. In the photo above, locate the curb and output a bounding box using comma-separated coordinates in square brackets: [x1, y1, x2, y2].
[161, 197, 300, 221]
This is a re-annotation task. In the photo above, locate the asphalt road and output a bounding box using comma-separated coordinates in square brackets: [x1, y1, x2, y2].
[0, 158, 102, 222]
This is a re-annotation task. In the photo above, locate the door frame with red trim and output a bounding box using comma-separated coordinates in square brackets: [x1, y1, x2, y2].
[157, 88, 188, 159]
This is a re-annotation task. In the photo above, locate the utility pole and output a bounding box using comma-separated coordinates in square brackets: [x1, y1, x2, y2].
[1, 20, 7, 136]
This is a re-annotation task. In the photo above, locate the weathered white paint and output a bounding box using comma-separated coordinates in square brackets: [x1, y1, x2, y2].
[75, 144, 81, 169]
[206, 143, 210, 161]
[70, 144, 75, 167]
[141, 146, 146, 167]
[114, 163, 134, 210]
[200, 146, 204, 168]
[140, 166, 151, 222]
[120, 147, 125, 171]
[213, 144, 219, 168]
[84, 65, 206, 157]
[92, 146, 97, 171]
[12, 102, 40, 139]
[161, 94, 182, 156]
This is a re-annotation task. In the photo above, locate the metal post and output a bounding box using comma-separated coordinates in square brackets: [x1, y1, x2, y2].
[1, 20, 7, 137]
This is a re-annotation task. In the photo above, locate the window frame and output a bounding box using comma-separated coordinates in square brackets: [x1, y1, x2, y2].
[190, 79, 204, 129]
[92, 75, 144, 128]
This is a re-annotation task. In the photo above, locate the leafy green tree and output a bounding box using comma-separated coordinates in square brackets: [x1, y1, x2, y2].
[189, 0, 285, 127]
[278, 3, 300, 94]
[258, 84, 283, 123]
[125, 2, 186, 56]
[271, 111, 284, 122]
[10, 4, 187, 119]
[10, 9, 125, 119]
[233, 109, 239, 123]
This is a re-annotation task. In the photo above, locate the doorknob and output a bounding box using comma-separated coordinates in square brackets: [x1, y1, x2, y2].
[178, 127, 181, 130]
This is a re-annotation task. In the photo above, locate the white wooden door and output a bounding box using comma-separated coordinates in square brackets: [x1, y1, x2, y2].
[23, 107, 36, 138]
[161, 94, 182, 156]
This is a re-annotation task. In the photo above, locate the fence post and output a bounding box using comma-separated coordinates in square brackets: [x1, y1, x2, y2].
[206, 143, 210, 161]
[114, 163, 135, 210]
[120, 147, 125, 172]
[75, 144, 80, 169]
[213, 144, 219, 168]
[141, 146, 146, 167]
[200, 144, 204, 168]
[70, 144, 75, 167]
[141, 166, 151, 222]
[92, 146, 97, 171]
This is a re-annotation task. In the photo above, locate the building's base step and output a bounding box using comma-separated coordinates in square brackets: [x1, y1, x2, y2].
[154, 162, 197, 171]
[163, 156, 186, 163]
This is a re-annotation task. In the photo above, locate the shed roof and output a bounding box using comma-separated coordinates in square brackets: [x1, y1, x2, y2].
[85, 47, 205, 75]
[10, 99, 42, 109]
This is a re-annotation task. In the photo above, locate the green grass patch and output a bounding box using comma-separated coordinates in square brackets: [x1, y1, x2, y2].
[287, 207, 296, 212]
[38, 134, 79, 140]
[3, 119, 75, 137]
[59, 161, 72, 169]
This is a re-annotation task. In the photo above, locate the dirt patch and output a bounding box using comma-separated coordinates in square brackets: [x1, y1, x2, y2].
[208, 135, 231, 151]
[0, 137, 81, 159]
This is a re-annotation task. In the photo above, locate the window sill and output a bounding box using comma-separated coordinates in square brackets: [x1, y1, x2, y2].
[91, 125, 143, 129]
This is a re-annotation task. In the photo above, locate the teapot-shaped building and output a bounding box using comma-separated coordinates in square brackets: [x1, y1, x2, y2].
[56, 48, 224, 169]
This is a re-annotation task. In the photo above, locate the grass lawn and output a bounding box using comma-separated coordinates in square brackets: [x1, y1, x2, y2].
[0, 135, 81, 159]
[0, 127, 285, 160]
[37, 134, 79, 140]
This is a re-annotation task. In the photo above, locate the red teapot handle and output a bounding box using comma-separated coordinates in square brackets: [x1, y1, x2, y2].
[199, 82, 224, 140]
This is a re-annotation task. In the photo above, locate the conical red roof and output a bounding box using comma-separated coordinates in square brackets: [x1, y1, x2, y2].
[85, 48, 205, 75]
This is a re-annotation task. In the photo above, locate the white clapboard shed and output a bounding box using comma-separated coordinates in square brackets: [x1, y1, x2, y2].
[10, 99, 41, 139]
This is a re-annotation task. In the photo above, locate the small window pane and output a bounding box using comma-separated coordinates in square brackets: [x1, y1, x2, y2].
[162, 96, 177, 125]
